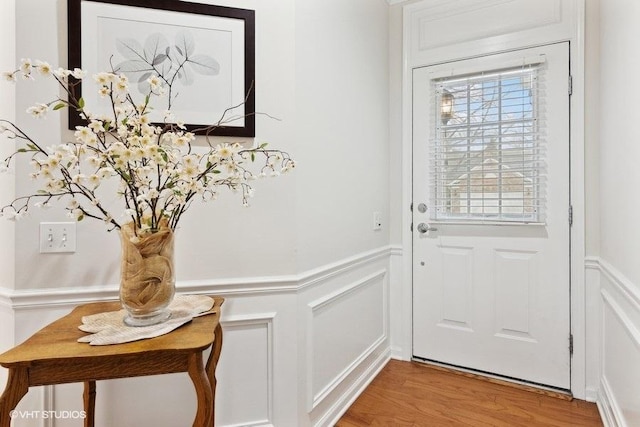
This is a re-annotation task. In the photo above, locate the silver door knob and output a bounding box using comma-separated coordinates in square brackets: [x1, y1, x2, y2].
[417, 223, 438, 234]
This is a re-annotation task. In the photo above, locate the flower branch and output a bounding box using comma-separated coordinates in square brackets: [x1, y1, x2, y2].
[1, 58, 295, 235]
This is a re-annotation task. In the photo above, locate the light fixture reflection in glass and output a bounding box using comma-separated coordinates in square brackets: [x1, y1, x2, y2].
[440, 89, 454, 124]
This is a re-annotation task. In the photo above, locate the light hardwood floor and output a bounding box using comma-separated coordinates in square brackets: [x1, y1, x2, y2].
[337, 360, 602, 427]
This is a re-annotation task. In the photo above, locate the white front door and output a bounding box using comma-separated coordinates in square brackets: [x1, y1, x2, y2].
[412, 43, 571, 389]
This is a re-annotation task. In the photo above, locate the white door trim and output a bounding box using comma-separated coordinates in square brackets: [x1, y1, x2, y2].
[397, 0, 587, 398]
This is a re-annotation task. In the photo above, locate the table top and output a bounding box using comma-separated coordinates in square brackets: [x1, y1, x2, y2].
[0, 296, 224, 368]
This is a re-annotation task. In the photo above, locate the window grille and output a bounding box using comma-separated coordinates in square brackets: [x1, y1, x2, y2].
[429, 63, 546, 223]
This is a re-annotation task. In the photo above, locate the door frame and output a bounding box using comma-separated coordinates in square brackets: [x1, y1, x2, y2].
[396, 0, 587, 398]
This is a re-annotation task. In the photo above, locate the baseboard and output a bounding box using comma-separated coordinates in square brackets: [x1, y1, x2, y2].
[316, 347, 391, 427]
[390, 346, 406, 360]
[585, 386, 599, 403]
[598, 377, 621, 427]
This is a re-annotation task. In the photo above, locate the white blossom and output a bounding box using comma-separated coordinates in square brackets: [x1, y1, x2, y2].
[53, 68, 71, 79]
[98, 86, 110, 98]
[113, 79, 128, 95]
[217, 143, 235, 159]
[99, 167, 115, 178]
[5, 211, 22, 221]
[20, 58, 33, 76]
[93, 72, 114, 85]
[35, 61, 52, 76]
[72, 208, 84, 221]
[26, 103, 48, 118]
[71, 68, 87, 79]
[40, 168, 53, 179]
[33, 201, 51, 209]
[88, 120, 103, 133]
[147, 75, 161, 90]
[46, 156, 60, 168]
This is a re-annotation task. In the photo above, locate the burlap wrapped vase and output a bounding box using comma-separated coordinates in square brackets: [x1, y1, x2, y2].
[119, 219, 176, 326]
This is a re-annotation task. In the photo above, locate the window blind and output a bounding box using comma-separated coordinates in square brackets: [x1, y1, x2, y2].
[429, 63, 546, 224]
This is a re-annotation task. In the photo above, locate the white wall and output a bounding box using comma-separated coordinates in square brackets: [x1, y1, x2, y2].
[598, 1, 640, 285]
[593, 0, 640, 424]
[294, 0, 390, 272]
[584, 0, 600, 257]
[1, 1, 392, 426]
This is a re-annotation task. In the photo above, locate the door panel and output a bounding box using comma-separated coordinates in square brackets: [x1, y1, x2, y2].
[412, 43, 570, 389]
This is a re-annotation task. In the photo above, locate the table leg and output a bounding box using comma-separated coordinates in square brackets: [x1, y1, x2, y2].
[0, 368, 29, 427]
[83, 381, 96, 427]
[205, 323, 223, 427]
[188, 352, 212, 427]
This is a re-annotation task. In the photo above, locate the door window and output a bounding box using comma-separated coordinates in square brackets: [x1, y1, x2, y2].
[430, 64, 546, 223]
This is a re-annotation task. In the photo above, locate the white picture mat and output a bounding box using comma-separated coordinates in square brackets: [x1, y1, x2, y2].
[81, 2, 246, 127]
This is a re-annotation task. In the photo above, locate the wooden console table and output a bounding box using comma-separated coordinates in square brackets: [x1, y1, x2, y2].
[0, 296, 224, 427]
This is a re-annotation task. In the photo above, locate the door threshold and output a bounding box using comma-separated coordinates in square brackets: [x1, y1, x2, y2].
[412, 358, 573, 401]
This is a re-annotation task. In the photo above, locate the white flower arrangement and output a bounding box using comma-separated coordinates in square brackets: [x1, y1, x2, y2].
[0, 59, 295, 235]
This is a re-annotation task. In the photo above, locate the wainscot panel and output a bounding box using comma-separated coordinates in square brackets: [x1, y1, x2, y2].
[0, 246, 393, 427]
[591, 258, 640, 427]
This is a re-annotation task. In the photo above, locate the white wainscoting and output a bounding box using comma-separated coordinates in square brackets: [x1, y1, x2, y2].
[217, 313, 276, 427]
[300, 261, 390, 427]
[0, 246, 393, 427]
[586, 257, 640, 427]
[307, 271, 386, 410]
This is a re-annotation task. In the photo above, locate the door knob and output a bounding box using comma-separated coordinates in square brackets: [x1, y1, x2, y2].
[417, 223, 438, 234]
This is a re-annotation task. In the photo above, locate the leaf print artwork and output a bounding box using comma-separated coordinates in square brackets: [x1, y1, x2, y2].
[114, 30, 220, 110]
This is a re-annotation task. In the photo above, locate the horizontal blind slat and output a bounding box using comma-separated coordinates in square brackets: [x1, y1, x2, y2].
[430, 64, 546, 223]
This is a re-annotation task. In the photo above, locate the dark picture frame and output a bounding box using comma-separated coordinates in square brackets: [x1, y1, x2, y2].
[67, 0, 256, 137]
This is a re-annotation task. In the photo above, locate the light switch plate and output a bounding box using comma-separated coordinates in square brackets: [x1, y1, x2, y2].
[373, 211, 382, 230]
[40, 222, 76, 253]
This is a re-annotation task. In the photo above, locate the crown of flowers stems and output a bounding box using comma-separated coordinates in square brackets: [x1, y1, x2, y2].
[0, 59, 295, 235]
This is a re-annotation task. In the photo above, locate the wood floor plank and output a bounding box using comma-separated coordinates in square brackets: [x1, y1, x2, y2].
[336, 360, 602, 427]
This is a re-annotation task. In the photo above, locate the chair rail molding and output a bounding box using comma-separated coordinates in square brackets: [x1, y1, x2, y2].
[0, 245, 394, 310]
